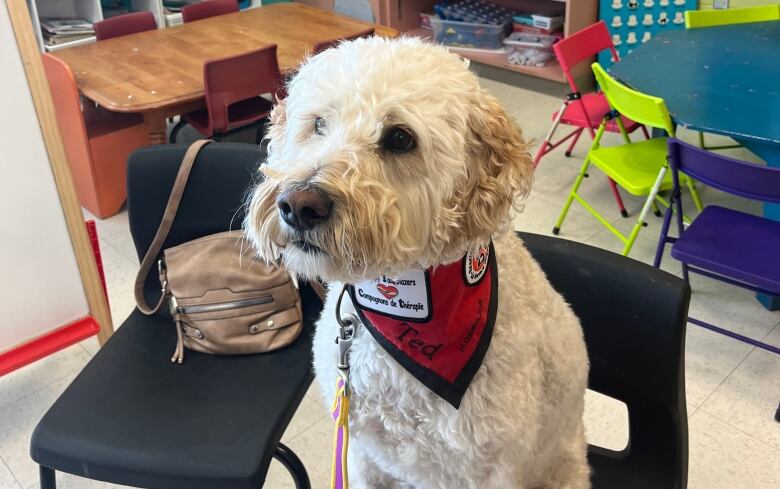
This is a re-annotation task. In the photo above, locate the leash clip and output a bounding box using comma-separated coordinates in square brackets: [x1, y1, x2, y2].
[336, 312, 357, 396]
[335, 285, 359, 396]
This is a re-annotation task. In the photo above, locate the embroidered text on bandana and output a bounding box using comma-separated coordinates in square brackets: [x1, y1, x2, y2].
[348, 243, 498, 408]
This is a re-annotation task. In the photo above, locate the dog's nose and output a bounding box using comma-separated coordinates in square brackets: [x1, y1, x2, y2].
[276, 188, 332, 230]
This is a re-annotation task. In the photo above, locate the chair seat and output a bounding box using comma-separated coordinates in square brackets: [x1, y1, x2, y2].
[589, 137, 675, 196]
[555, 92, 642, 133]
[672, 205, 780, 294]
[84, 105, 145, 139]
[30, 286, 320, 489]
[183, 97, 274, 137]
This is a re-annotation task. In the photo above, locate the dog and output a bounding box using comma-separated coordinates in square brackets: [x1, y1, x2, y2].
[246, 37, 590, 489]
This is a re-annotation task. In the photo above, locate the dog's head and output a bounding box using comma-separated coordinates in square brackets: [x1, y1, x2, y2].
[245, 37, 532, 283]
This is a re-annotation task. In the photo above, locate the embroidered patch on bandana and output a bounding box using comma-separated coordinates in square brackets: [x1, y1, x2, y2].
[349, 243, 498, 408]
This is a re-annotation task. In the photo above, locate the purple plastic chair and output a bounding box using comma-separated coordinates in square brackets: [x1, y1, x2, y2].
[654, 138, 780, 355]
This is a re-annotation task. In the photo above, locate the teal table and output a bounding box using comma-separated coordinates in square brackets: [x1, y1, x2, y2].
[611, 20, 780, 309]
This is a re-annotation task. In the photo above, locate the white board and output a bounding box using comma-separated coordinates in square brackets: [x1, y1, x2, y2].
[0, 4, 90, 353]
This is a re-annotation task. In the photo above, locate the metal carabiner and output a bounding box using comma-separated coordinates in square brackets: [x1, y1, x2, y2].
[334, 285, 360, 396]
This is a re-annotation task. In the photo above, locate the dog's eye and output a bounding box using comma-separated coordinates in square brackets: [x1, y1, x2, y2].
[314, 116, 327, 136]
[382, 127, 415, 153]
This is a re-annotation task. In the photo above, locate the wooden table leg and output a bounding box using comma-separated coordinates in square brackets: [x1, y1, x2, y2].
[143, 111, 167, 145]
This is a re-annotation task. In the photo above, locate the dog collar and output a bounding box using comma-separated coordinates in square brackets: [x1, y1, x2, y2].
[347, 242, 498, 408]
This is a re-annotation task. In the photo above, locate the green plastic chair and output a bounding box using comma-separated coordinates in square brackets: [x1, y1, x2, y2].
[553, 63, 704, 256]
[686, 4, 780, 151]
[685, 4, 780, 28]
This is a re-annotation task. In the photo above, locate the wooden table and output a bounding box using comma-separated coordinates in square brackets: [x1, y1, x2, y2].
[53, 3, 397, 144]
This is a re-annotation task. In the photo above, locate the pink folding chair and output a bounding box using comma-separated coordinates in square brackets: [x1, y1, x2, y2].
[536, 21, 650, 217]
[312, 27, 375, 55]
[94, 11, 157, 41]
[182, 0, 239, 23]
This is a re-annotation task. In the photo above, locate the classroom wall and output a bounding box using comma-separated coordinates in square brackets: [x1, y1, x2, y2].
[0, 5, 89, 353]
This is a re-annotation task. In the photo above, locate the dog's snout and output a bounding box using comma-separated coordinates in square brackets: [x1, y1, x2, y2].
[276, 188, 332, 231]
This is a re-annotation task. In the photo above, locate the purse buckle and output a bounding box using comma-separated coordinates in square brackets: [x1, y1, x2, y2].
[168, 295, 180, 316]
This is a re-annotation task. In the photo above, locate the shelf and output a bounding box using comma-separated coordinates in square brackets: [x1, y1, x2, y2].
[450, 47, 564, 82]
[404, 27, 565, 83]
[44, 35, 97, 52]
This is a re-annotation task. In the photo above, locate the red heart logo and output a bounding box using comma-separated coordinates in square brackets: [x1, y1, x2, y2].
[376, 283, 399, 299]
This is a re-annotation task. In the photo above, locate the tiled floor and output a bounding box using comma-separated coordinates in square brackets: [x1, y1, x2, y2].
[2, 75, 779, 489]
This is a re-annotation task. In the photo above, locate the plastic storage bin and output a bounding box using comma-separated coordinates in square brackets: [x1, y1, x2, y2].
[430, 17, 511, 50]
[503, 32, 557, 67]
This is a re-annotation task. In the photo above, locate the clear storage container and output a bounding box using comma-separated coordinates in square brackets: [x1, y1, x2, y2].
[430, 17, 511, 50]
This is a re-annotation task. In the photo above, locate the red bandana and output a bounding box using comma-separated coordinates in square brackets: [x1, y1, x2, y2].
[348, 243, 497, 408]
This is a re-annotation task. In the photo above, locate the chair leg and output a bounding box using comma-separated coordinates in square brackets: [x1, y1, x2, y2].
[553, 158, 591, 235]
[607, 178, 628, 218]
[641, 125, 651, 140]
[654, 205, 675, 268]
[621, 166, 667, 256]
[686, 179, 704, 212]
[651, 199, 662, 217]
[169, 120, 186, 144]
[533, 101, 568, 169]
[40, 466, 56, 489]
[274, 443, 310, 489]
[564, 128, 583, 157]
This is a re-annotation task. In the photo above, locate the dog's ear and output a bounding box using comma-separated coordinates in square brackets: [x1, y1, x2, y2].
[460, 92, 533, 239]
[265, 97, 288, 152]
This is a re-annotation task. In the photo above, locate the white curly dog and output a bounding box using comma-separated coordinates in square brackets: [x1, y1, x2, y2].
[246, 37, 590, 489]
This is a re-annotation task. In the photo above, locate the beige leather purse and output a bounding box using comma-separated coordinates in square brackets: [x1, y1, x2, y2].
[134, 140, 302, 363]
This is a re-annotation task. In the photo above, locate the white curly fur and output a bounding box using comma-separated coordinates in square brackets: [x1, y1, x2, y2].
[245, 37, 590, 488]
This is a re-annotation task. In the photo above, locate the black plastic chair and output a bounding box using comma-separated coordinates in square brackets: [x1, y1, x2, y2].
[520, 232, 690, 489]
[30, 143, 322, 489]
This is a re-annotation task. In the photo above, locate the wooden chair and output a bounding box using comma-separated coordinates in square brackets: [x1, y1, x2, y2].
[42, 54, 148, 218]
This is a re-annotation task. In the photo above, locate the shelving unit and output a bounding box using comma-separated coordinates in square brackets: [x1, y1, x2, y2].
[378, 0, 599, 84]
[26, 0, 264, 51]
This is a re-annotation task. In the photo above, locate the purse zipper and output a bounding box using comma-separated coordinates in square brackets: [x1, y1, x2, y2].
[176, 295, 273, 314]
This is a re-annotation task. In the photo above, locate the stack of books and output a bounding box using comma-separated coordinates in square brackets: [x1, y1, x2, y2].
[40, 17, 94, 47]
[512, 0, 565, 37]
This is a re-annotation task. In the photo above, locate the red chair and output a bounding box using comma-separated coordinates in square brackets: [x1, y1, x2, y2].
[170, 45, 283, 144]
[94, 11, 157, 41]
[42, 54, 149, 218]
[536, 21, 650, 217]
[182, 0, 239, 23]
[312, 27, 375, 55]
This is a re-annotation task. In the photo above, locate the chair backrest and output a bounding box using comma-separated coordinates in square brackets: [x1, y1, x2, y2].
[182, 0, 239, 23]
[312, 27, 375, 55]
[520, 231, 689, 488]
[40, 54, 92, 174]
[553, 20, 618, 92]
[94, 11, 157, 41]
[668, 138, 780, 204]
[685, 4, 780, 28]
[127, 143, 263, 260]
[591, 62, 675, 134]
[203, 45, 282, 134]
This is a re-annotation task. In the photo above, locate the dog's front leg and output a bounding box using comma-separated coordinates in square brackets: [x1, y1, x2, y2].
[349, 443, 413, 489]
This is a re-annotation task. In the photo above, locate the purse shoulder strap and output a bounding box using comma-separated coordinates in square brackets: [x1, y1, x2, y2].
[134, 139, 212, 314]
